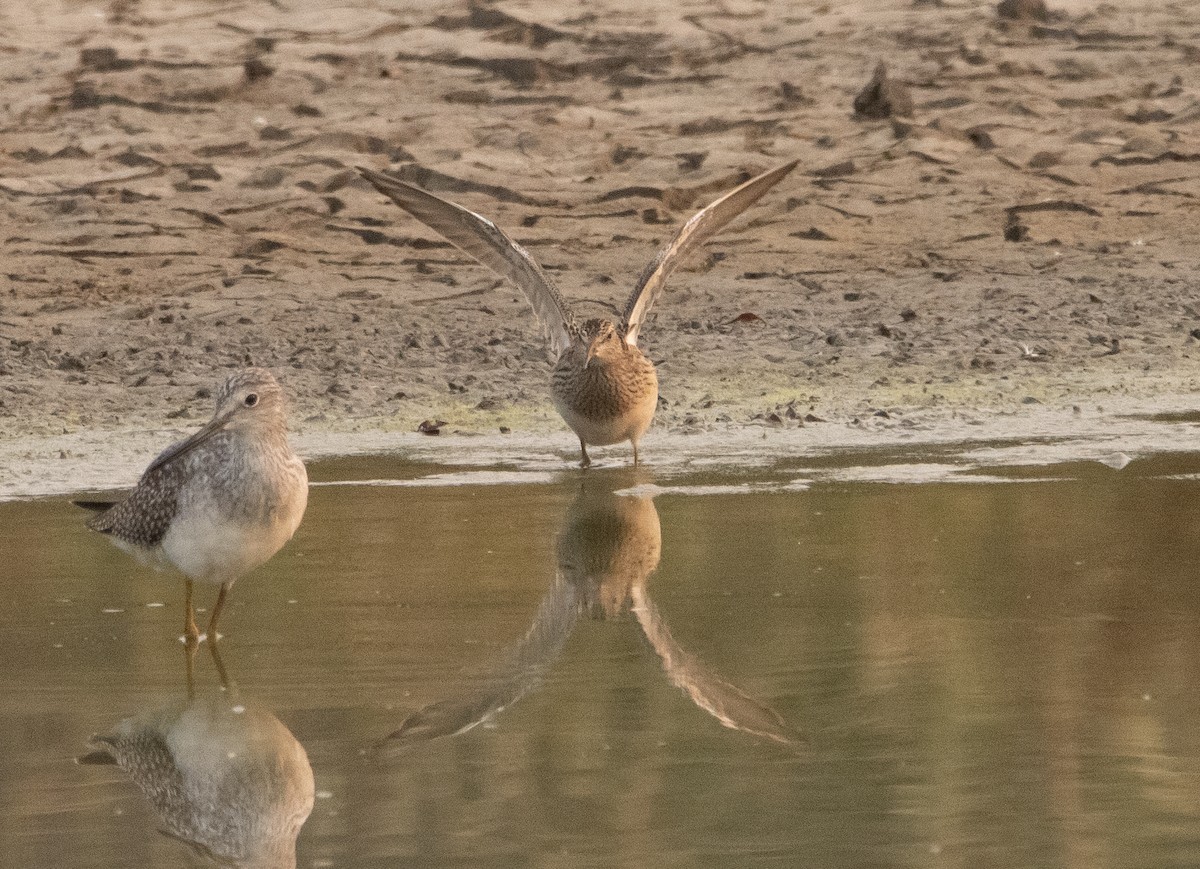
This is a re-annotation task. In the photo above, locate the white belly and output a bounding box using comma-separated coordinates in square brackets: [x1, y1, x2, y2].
[161, 464, 307, 584]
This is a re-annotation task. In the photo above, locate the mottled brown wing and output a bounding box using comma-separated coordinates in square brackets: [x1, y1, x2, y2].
[621, 160, 799, 347]
[84, 455, 184, 547]
[358, 167, 575, 359]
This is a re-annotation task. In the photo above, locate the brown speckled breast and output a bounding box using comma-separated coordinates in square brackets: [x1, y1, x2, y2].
[551, 347, 657, 421]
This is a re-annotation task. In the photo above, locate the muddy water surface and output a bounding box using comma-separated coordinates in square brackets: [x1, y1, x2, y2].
[3, 449, 1200, 867]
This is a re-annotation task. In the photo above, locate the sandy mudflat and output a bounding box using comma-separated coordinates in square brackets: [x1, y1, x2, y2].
[1, 0, 1199, 495]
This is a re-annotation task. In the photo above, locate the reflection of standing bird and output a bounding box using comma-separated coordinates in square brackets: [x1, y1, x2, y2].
[381, 487, 796, 749]
[76, 368, 307, 642]
[358, 162, 797, 467]
[565, 489, 796, 744]
[79, 645, 315, 869]
[556, 486, 662, 619]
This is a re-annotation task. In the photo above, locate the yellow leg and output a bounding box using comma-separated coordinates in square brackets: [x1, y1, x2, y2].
[207, 582, 231, 640]
[208, 638, 230, 690]
[579, 439, 591, 469]
[184, 633, 198, 700]
[184, 580, 201, 646]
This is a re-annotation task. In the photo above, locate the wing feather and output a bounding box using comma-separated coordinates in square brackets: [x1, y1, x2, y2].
[631, 585, 799, 744]
[621, 160, 799, 346]
[358, 167, 575, 358]
[83, 461, 182, 545]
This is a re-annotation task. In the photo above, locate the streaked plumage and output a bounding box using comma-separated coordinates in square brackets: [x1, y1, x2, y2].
[79, 368, 307, 640]
[359, 161, 798, 466]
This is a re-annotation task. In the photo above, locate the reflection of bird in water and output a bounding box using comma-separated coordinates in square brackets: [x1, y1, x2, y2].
[358, 162, 797, 467]
[76, 368, 308, 642]
[381, 487, 796, 750]
[565, 489, 796, 744]
[629, 586, 796, 744]
[557, 485, 662, 620]
[78, 643, 315, 869]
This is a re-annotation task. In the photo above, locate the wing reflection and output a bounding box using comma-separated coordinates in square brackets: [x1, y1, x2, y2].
[382, 572, 581, 747]
[630, 585, 796, 744]
[78, 644, 315, 869]
[383, 486, 797, 750]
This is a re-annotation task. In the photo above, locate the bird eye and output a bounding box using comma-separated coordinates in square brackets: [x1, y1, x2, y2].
[244, 393, 259, 407]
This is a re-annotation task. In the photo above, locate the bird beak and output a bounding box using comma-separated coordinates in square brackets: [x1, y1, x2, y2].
[585, 342, 598, 369]
[144, 408, 238, 475]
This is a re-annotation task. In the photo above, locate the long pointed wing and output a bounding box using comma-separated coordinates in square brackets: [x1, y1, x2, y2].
[358, 167, 575, 358]
[631, 585, 799, 745]
[377, 573, 582, 753]
[621, 160, 799, 346]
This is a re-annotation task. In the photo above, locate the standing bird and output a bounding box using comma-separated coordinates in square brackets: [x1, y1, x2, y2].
[358, 161, 798, 467]
[77, 368, 308, 642]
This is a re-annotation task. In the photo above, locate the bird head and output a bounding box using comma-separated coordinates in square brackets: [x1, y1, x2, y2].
[580, 319, 625, 370]
[212, 368, 288, 433]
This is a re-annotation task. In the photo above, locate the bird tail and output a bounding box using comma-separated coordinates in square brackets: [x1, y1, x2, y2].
[76, 749, 117, 765]
[76, 738, 119, 766]
[74, 500, 118, 533]
[73, 500, 116, 512]
[76, 733, 120, 765]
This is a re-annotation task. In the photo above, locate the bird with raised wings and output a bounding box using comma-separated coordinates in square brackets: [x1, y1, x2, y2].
[359, 161, 798, 467]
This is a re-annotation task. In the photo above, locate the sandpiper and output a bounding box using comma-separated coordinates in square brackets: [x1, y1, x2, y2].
[77, 368, 308, 642]
[359, 161, 798, 467]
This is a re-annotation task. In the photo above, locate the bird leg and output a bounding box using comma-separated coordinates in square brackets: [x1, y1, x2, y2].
[207, 581, 231, 641]
[631, 440, 640, 467]
[184, 634, 197, 700]
[184, 579, 201, 647]
[579, 439, 591, 469]
[208, 638, 231, 690]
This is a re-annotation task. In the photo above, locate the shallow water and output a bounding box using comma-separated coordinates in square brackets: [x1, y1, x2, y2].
[5, 449, 1200, 867]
